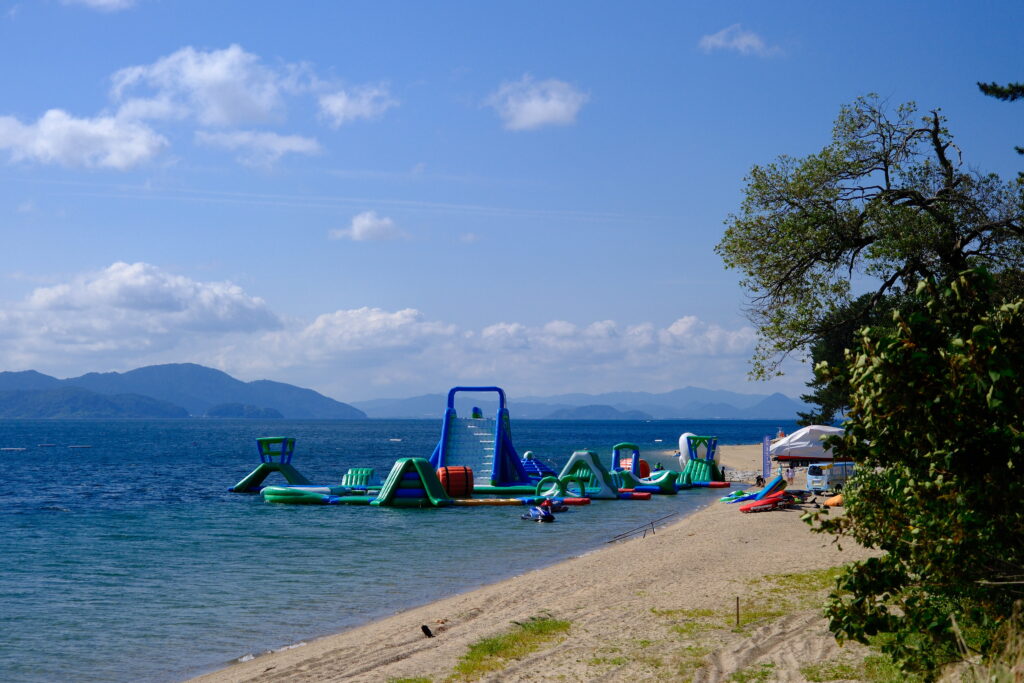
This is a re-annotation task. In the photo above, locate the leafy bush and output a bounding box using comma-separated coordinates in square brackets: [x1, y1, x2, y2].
[808, 270, 1024, 677]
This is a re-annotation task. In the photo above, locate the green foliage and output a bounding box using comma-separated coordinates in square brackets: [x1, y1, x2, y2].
[451, 615, 570, 680]
[807, 269, 1024, 677]
[978, 80, 1024, 178]
[716, 95, 1024, 379]
[798, 293, 915, 425]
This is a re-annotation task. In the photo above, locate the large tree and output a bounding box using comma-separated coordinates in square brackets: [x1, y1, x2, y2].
[795, 291, 908, 425]
[716, 95, 1024, 381]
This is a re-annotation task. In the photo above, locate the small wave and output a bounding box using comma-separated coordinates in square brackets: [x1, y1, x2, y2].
[38, 505, 71, 512]
[273, 642, 307, 653]
[235, 640, 307, 664]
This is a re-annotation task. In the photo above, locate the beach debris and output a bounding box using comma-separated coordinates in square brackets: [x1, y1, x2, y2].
[421, 624, 434, 638]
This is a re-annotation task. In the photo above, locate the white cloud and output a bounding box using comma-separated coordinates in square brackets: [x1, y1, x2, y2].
[195, 130, 320, 166]
[698, 24, 780, 57]
[329, 210, 405, 241]
[486, 75, 589, 131]
[27, 262, 279, 331]
[319, 84, 397, 127]
[0, 263, 776, 399]
[111, 45, 295, 126]
[297, 308, 456, 355]
[0, 45, 396, 171]
[0, 109, 167, 169]
[0, 263, 278, 370]
[62, 0, 135, 11]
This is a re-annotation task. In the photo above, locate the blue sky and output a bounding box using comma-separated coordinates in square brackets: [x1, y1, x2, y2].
[1, 0, 1021, 402]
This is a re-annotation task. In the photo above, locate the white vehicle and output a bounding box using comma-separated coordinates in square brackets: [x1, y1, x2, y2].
[805, 461, 855, 493]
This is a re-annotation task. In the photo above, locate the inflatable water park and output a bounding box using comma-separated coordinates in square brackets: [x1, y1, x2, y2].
[229, 386, 732, 517]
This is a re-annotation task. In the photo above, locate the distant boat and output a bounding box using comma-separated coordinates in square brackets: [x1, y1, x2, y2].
[388, 438, 402, 442]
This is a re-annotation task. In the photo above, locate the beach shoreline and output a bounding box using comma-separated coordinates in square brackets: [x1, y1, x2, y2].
[190, 444, 867, 682]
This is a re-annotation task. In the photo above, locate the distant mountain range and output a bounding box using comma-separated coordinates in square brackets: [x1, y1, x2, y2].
[353, 387, 809, 420]
[0, 363, 808, 420]
[0, 364, 366, 419]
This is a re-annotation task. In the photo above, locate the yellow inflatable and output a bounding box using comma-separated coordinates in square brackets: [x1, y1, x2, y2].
[824, 493, 844, 507]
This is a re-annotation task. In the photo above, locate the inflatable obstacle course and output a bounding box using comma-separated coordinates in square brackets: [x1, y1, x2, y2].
[679, 434, 725, 486]
[429, 386, 534, 494]
[610, 442, 679, 494]
[260, 466, 380, 505]
[520, 451, 558, 480]
[372, 458, 453, 508]
[536, 450, 649, 500]
[229, 437, 312, 493]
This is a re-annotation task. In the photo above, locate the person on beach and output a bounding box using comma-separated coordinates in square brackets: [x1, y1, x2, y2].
[784, 465, 795, 487]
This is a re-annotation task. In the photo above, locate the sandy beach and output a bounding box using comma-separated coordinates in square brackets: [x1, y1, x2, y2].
[192, 445, 873, 682]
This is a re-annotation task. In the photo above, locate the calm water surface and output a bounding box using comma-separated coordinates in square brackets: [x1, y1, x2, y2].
[0, 418, 795, 682]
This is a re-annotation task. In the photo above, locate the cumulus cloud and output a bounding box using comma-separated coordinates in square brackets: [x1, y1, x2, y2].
[329, 210, 405, 241]
[486, 75, 589, 131]
[195, 130, 320, 166]
[0, 109, 167, 169]
[62, 0, 135, 11]
[698, 24, 780, 57]
[319, 84, 397, 127]
[27, 262, 280, 331]
[0, 262, 767, 399]
[0, 262, 279, 373]
[111, 44, 302, 126]
[0, 44, 398, 170]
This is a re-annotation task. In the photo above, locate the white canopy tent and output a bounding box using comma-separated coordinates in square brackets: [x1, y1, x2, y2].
[769, 425, 844, 461]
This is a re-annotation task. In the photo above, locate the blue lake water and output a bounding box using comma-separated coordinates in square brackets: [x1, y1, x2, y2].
[0, 418, 796, 682]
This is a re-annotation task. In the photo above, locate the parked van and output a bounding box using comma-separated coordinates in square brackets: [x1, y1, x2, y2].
[805, 461, 855, 493]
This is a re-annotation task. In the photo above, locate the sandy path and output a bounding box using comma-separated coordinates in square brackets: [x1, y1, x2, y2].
[191, 445, 870, 682]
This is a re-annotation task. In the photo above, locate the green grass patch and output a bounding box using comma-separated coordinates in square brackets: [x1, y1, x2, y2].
[800, 656, 862, 681]
[671, 621, 717, 637]
[862, 653, 920, 683]
[756, 566, 844, 593]
[728, 661, 775, 682]
[674, 644, 711, 675]
[794, 644, 920, 683]
[634, 652, 665, 668]
[450, 615, 570, 681]
[588, 655, 629, 666]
